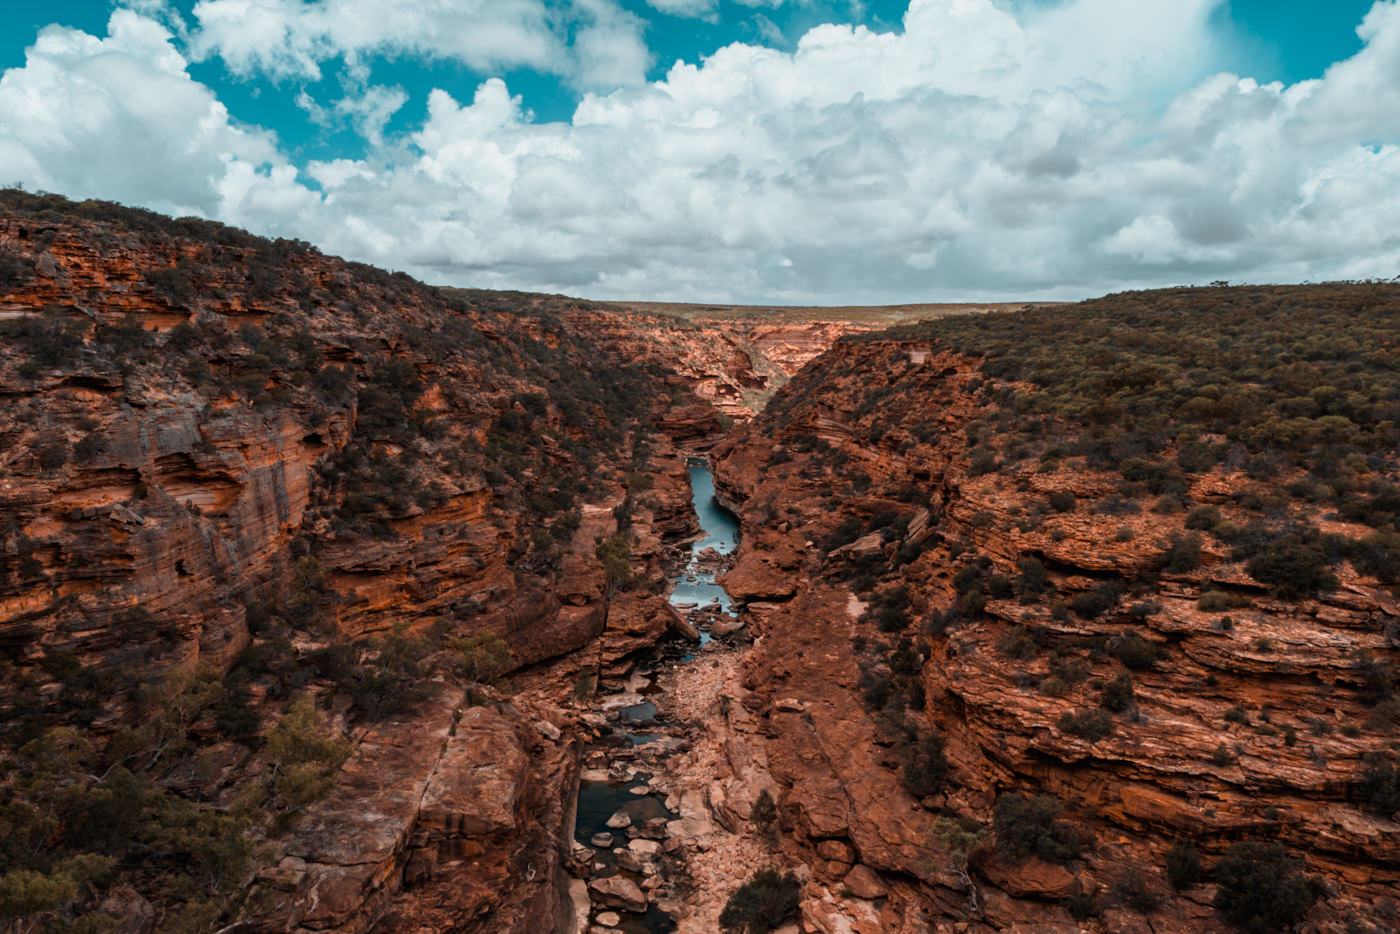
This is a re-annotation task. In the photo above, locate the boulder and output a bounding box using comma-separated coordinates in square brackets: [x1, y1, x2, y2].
[842, 865, 887, 900]
[588, 875, 648, 913]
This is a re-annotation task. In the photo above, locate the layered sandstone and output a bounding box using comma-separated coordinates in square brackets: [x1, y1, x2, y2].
[0, 197, 738, 934]
[713, 338, 1400, 932]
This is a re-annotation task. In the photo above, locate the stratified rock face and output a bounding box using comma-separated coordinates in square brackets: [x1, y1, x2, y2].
[248, 694, 579, 934]
[0, 194, 716, 934]
[567, 309, 876, 422]
[0, 196, 712, 684]
[714, 291, 1400, 932]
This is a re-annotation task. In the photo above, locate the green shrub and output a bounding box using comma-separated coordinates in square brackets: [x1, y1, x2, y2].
[1185, 505, 1222, 531]
[1015, 556, 1047, 597]
[967, 448, 998, 476]
[1165, 839, 1201, 890]
[37, 443, 69, 471]
[1113, 867, 1161, 912]
[456, 631, 515, 684]
[1359, 753, 1400, 816]
[751, 789, 778, 838]
[1058, 708, 1115, 742]
[1159, 533, 1202, 573]
[1350, 532, 1400, 584]
[1233, 524, 1341, 598]
[1071, 580, 1123, 620]
[1198, 589, 1250, 611]
[901, 731, 948, 798]
[1212, 842, 1324, 933]
[72, 432, 108, 463]
[1048, 491, 1077, 513]
[992, 793, 1080, 864]
[1113, 633, 1159, 670]
[341, 626, 441, 719]
[719, 869, 801, 934]
[267, 695, 353, 811]
[1064, 878, 1097, 920]
[1100, 673, 1135, 712]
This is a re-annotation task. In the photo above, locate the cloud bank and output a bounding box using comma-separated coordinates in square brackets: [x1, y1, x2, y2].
[2, 0, 1399, 303]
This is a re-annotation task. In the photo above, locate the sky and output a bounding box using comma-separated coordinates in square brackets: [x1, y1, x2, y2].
[0, 0, 1396, 304]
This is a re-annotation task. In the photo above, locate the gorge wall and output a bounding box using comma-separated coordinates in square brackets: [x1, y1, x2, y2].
[709, 291, 1400, 933]
[0, 193, 791, 934]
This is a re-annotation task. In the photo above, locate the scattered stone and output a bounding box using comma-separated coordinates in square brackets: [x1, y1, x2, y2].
[843, 865, 888, 900]
[629, 839, 663, 858]
[606, 810, 632, 830]
[595, 910, 622, 927]
[588, 875, 648, 913]
[616, 849, 648, 873]
[639, 818, 669, 839]
[590, 832, 614, 848]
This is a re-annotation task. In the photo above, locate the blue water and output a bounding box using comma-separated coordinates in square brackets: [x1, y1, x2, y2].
[688, 464, 739, 555]
[668, 463, 741, 631]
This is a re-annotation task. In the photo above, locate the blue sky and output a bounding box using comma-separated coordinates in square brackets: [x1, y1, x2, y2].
[0, 0, 1397, 303]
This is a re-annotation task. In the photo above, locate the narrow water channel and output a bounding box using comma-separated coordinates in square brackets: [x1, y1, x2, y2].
[570, 460, 741, 933]
[667, 461, 740, 631]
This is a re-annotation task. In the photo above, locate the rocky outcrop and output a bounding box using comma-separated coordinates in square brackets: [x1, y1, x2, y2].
[0, 195, 713, 934]
[240, 690, 579, 934]
[566, 308, 874, 422]
[713, 334, 1400, 931]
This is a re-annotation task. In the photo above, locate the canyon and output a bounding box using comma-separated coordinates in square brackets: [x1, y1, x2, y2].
[1, 193, 1398, 934]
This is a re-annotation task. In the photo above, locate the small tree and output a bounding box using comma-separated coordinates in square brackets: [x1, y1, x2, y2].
[1100, 673, 1135, 712]
[267, 695, 353, 815]
[457, 632, 514, 684]
[596, 533, 632, 594]
[930, 816, 987, 913]
[902, 731, 949, 798]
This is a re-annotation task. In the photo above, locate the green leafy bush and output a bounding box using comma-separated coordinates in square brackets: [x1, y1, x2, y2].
[1159, 533, 1202, 573]
[1071, 580, 1123, 620]
[1100, 673, 1135, 712]
[1233, 523, 1342, 598]
[1359, 753, 1400, 816]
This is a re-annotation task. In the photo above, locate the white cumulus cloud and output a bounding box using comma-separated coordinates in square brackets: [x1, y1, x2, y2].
[186, 0, 650, 88]
[3, 0, 1400, 303]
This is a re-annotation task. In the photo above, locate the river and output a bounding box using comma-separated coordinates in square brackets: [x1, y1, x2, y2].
[570, 460, 741, 932]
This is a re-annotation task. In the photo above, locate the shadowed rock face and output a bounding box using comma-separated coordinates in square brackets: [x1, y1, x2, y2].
[714, 330, 1400, 931]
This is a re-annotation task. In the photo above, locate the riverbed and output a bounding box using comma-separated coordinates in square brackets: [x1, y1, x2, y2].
[570, 460, 742, 932]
